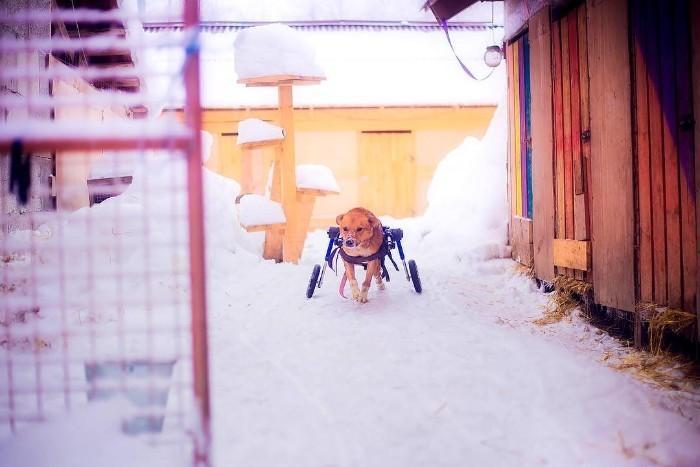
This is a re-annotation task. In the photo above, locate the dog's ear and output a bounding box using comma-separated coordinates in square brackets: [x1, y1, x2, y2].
[367, 213, 380, 229]
[336, 214, 344, 225]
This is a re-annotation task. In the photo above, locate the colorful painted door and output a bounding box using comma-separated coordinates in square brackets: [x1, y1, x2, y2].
[631, 0, 696, 312]
[358, 131, 416, 218]
[506, 33, 533, 220]
[551, 3, 591, 279]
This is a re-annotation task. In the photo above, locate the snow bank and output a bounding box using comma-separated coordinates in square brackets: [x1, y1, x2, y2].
[237, 194, 286, 227]
[0, 399, 186, 467]
[234, 24, 325, 80]
[237, 119, 285, 145]
[398, 94, 508, 265]
[296, 164, 340, 193]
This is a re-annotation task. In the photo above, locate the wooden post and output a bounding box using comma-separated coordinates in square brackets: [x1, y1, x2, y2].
[263, 144, 284, 261]
[278, 84, 304, 263]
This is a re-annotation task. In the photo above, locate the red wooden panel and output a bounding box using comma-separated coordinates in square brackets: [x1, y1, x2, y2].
[674, 0, 696, 312]
[577, 3, 592, 282]
[646, 0, 667, 305]
[561, 15, 574, 245]
[660, 7, 682, 308]
[632, 2, 653, 302]
[552, 20, 565, 250]
[569, 12, 583, 198]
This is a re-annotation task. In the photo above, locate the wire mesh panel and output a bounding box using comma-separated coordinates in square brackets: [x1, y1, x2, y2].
[0, 1, 210, 465]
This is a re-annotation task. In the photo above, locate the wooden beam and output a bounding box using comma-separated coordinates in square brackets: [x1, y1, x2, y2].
[278, 84, 303, 263]
[553, 239, 590, 271]
[587, 0, 635, 312]
[238, 75, 324, 87]
[529, 6, 555, 282]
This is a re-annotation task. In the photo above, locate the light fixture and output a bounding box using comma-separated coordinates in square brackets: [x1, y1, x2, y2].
[484, 45, 503, 67]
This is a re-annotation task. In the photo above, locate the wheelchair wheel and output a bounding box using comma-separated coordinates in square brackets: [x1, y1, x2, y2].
[408, 259, 422, 294]
[306, 264, 321, 298]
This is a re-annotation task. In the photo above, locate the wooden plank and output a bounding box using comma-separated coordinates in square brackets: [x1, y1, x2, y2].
[529, 6, 556, 282]
[552, 20, 565, 246]
[513, 41, 523, 217]
[561, 14, 574, 243]
[263, 144, 284, 261]
[512, 216, 534, 266]
[569, 12, 583, 198]
[674, 0, 696, 313]
[645, 0, 667, 305]
[632, 0, 654, 302]
[587, 0, 636, 311]
[506, 43, 517, 223]
[238, 75, 324, 87]
[691, 0, 700, 340]
[519, 36, 529, 218]
[245, 223, 286, 233]
[553, 239, 591, 271]
[578, 3, 592, 244]
[660, 7, 682, 308]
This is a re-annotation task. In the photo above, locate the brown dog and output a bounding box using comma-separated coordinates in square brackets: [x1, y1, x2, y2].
[336, 207, 385, 303]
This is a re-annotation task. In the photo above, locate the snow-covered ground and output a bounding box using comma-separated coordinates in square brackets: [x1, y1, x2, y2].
[2, 100, 700, 467]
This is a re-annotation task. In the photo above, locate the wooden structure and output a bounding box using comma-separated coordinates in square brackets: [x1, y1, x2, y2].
[186, 106, 495, 228]
[237, 75, 338, 263]
[500, 0, 700, 346]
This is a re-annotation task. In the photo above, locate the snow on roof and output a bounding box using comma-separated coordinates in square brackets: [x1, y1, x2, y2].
[143, 25, 504, 109]
[234, 24, 325, 80]
[296, 165, 340, 193]
[237, 119, 285, 145]
[133, 0, 504, 25]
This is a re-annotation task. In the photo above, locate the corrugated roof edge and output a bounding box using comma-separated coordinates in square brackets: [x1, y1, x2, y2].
[142, 20, 502, 32]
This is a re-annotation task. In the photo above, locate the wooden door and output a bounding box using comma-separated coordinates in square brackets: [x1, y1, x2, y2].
[631, 0, 696, 312]
[358, 131, 415, 218]
[551, 2, 591, 279]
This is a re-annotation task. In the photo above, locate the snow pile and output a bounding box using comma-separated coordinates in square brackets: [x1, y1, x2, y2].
[237, 194, 286, 228]
[400, 96, 508, 265]
[237, 119, 285, 145]
[0, 399, 187, 467]
[296, 164, 340, 193]
[234, 24, 325, 80]
[201, 130, 214, 163]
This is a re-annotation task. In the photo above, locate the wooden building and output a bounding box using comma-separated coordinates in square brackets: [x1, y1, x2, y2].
[496, 0, 700, 344]
[148, 22, 504, 228]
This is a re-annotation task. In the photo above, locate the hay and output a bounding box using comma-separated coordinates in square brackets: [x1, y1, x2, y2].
[534, 275, 592, 325]
[610, 349, 699, 391]
[646, 306, 696, 355]
[515, 262, 535, 280]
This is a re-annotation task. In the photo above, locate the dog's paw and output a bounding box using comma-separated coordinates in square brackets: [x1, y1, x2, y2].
[358, 289, 369, 303]
[351, 287, 361, 300]
[376, 281, 385, 290]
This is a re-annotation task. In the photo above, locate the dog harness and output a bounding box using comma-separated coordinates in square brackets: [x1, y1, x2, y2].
[328, 235, 399, 298]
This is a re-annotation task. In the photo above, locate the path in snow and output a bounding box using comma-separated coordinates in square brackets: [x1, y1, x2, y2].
[207, 233, 700, 467]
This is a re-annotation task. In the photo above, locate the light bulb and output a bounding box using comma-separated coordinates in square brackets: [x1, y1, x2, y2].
[484, 45, 503, 68]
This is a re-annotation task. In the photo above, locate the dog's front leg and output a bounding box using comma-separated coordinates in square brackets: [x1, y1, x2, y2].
[344, 261, 361, 300]
[359, 260, 379, 303]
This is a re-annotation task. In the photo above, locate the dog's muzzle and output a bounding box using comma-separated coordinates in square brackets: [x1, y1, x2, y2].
[344, 238, 356, 248]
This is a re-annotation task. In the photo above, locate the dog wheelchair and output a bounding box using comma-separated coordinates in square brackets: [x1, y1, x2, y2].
[306, 226, 422, 298]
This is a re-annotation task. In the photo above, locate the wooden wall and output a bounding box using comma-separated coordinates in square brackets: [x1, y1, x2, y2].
[529, 7, 555, 282]
[550, 3, 592, 281]
[190, 106, 495, 228]
[631, 0, 696, 314]
[692, 0, 700, 340]
[587, 0, 635, 311]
